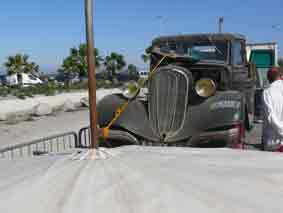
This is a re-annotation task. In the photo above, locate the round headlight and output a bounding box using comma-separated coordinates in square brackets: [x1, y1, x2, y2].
[195, 78, 216, 98]
[122, 82, 140, 100]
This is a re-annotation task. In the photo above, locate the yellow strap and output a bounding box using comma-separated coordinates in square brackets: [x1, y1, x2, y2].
[101, 55, 167, 139]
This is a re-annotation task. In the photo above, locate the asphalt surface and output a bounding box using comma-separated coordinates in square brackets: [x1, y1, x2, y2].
[1, 145, 283, 213]
[0, 110, 89, 148]
[247, 123, 262, 144]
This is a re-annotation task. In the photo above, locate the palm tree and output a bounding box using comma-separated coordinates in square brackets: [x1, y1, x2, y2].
[4, 54, 39, 76]
[58, 44, 103, 81]
[59, 57, 78, 78]
[141, 53, 150, 64]
[104, 52, 126, 81]
[128, 64, 138, 73]
[71, 44, 103, 76]
[24, 62, 40, 74]
[127, 64, 139, 81]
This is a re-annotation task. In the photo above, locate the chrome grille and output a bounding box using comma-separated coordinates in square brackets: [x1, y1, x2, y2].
[149, 67, 189, 139]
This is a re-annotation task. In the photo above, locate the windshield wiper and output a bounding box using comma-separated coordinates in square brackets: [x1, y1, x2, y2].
[151, 47, 200, 63]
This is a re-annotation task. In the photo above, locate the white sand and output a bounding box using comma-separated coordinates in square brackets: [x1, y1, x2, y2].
[0, 89, 121, 148]
[0, 92, 87, 119]
[0, 88, 121, 120]
[0, 146, 283, 212]
[0, 110, 89, 148]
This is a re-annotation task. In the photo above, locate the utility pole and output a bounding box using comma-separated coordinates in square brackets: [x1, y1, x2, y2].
[156, 16, 168, 35]
[84, 0, 98, 149]
[218, 17, 224, 33]
[271, 24, 281, 66]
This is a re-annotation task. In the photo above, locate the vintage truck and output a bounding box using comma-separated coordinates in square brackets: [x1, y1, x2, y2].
[98, 33, 256, 147]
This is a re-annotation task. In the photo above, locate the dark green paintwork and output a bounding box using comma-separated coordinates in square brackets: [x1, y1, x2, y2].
[249, 50, 275, 68]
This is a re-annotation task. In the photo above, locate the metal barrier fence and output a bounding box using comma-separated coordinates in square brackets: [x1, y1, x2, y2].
[78, 126, 91, 148]
[0, 132, 78, 159]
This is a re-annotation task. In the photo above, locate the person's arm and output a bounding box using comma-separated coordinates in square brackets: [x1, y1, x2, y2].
[263, 90, 283, 136]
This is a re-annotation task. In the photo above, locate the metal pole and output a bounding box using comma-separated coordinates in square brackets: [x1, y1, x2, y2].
[218, 17, 224, 33]
[84, 0, 98, 149]
[272, 25, 281, 66]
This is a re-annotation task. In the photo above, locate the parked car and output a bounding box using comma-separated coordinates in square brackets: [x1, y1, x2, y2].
[138, 71, 148, 79]
[0, 75, 6, 86]
[6, 73, 42, 87]
[97, 33, 256, 147]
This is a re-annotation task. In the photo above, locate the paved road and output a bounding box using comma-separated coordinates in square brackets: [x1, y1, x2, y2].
[0, 110, 89, 148]
[246, 123, 262, 145]
[0, 146, 283, 213]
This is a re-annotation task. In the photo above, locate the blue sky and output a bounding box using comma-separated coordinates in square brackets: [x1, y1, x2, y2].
[0, 0, 282, 73]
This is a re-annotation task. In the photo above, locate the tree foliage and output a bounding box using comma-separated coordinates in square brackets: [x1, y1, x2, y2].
[58, 44, 103, 80]
[278, 58, 283, 67]
[141, 53, 150, 64]
[127, 64, 139, 79]
[58, 44, 142, 83]
[3, 54, 40, 76]
[104, 52, 126, 80]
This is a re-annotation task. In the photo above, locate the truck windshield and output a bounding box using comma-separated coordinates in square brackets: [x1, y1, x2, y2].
[158, 41, 228, 62]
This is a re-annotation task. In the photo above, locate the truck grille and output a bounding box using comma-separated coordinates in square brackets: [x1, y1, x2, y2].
[149, 67, 189, 140]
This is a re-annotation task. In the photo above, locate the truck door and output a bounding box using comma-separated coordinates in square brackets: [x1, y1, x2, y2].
[231, 40, 255, 120]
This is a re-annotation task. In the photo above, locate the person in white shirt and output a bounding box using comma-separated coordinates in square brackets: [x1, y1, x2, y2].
[262, 67, 283, 151]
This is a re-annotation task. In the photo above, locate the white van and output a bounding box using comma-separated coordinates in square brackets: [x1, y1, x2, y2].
[139, 71, 148, 79]
[6, 73, 42, 87]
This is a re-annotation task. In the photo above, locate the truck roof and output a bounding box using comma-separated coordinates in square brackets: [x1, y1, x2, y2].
[246, 42, 277, 47]
[152, 33, 246, 45]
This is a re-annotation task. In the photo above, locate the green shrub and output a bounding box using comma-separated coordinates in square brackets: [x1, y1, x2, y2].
[0, 87, 10, 97]
[15, 91, 26, 99]
[24, 90, 34, 98]
[103, 80, 113, 88]
[44, 82, 56, 96]
[96, 80, 104, 89]
[68, 81, 89, 90]
[0, 80, 99, 99]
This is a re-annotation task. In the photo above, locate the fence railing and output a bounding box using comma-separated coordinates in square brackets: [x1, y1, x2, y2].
[78, 126, 91, 148]
[0, 126, 264, 159]
[0, 132, 78, 159]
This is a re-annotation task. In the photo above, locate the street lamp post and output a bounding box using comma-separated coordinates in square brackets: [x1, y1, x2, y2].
[272, 24, 281, 66]
[155, 16, 168, 36]
[85, 0, 98, 149]
[218, 17, 224, 33]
